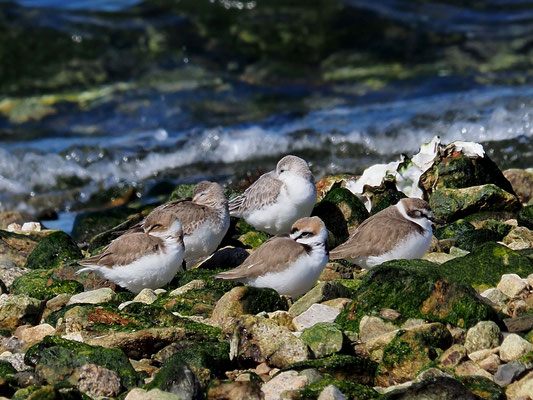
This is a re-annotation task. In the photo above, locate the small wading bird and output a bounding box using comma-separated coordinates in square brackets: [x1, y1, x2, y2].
[329, 197, 439, 269]
[131, 181, 230, 268]
[229, 155, 317, 235]
[77, 217, 184, 294]
[214, 216, 328, 297]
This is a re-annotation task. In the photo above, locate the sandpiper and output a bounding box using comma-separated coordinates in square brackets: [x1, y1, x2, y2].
[329, 198, 438, 269]
[229, 155, 317, 235]
[77, 218, 184, 294]
[214, 216, 328, 297]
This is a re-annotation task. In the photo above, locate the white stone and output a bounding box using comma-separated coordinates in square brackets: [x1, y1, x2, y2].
[261, 370, 308, 400]
[118, 301, 135, 311]
[468, 347, 499, 362]
[67, 288, 115, 305]
[292, 304, 340, 331]
[497, 274, 528, 299]
[6, 223, 21, 232]
[169, 279, 205, 297]
[500, 333, 533, 362]
[125, 388, 182, 400]
[21, 222, 41, 232]
[133, 288, 157, 304]
[527, 274, 533, 289]
[154, 289, 167, 295]
[317, 385, 347, 400]
[481, 288, 509, 308]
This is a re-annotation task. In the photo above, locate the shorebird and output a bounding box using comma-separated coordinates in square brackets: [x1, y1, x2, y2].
[214, 216, 328, 297]
[77, 217, 184, 294]
[139, 181, 230, 268]
[229, 155, 317, 235]
[329, 198, 438, 269]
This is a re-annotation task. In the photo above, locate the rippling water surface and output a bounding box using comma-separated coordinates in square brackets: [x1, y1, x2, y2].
[1, 0, 533, 229]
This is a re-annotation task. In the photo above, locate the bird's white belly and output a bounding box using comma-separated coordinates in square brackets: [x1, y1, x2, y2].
[184, 216, 230, 266]
[365, 229, 433, 268]
[247, 249, 328, 297]
[96, 244, 184, 294]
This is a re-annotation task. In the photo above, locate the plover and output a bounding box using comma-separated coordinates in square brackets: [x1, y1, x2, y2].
[130, 181, 230, 268]
[229, 155, 317, 234]
[77, 217, 184, 294]
[213, 216, 328, 297]
[329, 198, 438, 269]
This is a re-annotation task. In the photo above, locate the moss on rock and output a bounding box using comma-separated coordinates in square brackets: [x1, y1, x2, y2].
[24, 231, 82, 270]
[429, 184, 521, 223]
[518, 205, 533, 230]
[12, 269, 84, 300]
[25, 335, 139, 390]
[300, 323, 344, 358]
[312, 187, 369, 247]
[296, 376, 381, 399]
[168, 183, 195, 202]
[335, 260, 501, 333]
[458, 375, 505, 400]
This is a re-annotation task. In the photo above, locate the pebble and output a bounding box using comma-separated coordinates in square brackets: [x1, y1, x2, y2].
[359, 316, 397, 343]
[14, 323, 55, 345]
[169, 280, 205, 297]
[317, 385, 347, 400]
[497, 274, 528, 299]
[499, 333, 533, 362]
[133, 288, 157, 304]
[292, 304, 340, 331]
[67, 288, 115, 305]
[505, 370, 533, 399]
[494, 361, 528, 386]
[261, 370, 308, 400]
[464, 321, 501, 354]
[481, 288, 509, 308]
[0, 352, 30, 372]
[77, 363, 122, 398]
[478, 354, 501, 374]
[125, 388, 183, 400]
[468, 347, 499, 362]
[439, 344, 466, 368]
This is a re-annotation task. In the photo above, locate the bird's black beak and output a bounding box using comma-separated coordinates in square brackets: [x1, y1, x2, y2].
[429, 216, 445, 225]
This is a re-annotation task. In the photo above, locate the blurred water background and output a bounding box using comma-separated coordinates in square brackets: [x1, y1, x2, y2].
[1, 0, 533, 232]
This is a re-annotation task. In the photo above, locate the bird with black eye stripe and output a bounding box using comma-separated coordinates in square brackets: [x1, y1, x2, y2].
[213, 216, 328, 297]
[329, 197, 441, 269]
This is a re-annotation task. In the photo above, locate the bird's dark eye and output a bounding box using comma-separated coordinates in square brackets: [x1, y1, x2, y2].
[291, 228, 298, 234]
[301, 231, 312, 237]
[149, 224, 162, 231]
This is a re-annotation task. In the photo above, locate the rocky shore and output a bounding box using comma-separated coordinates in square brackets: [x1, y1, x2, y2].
[1, 141, 533, 399]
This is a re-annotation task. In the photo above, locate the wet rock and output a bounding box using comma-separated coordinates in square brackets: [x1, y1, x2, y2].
[300, 322, 344, 358]
[24, 231, 81, 270]
[11, 267, 84, 300]
[335, 260, 501, 334]
[211, 286, 287, 324]
[267, 310, 295, 330]
[125, 388, 183, 400]
[312, 187, 369, 247]
[0, 211, 38, 230]
[439, 344, 467, 369]
[494, 361, 529, 386]
[299, 377, 380, 400]
[429, 184, 520, 224]
[0, 294, 41, 330]
[359, 316, 398, 343]
[12, 386, 85, 400]
[504, 169, 533, 204]
[282, 354, 377, 386]
[440, 242, 533, 290]
[503, 226, 533, 250]
[288, 281, 353, 317]
[292, 304, 340, 331]
[375, 322, 452, 387]
[518, 205, 533, 230]
[25, 335, 139, 389]
[497, 274, 528, 299]
[13, 323, 55, 346]
[506, 370, 533, 399]
[77, 363, 122, 398]
[500, 334, 533, 362]
[383, 377, 481, 400]
[464, 321, 501, 354]
[207, 379, 263, 400]
[226, 315, 309, 368]
[66, 287, 116, 305]
[315, 175, 355, 203]
[317, 384, 347, 400]
[146, 363, 204, 399]
[0, 230, 41, 268]
[0, 258, 28, 290]
[261, 370, 308, 400]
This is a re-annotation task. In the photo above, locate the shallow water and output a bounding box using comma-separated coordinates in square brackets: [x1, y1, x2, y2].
[1, 0, 533, 226]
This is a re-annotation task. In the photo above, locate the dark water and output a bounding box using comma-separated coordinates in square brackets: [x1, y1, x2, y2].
[1, 0, 533, 231]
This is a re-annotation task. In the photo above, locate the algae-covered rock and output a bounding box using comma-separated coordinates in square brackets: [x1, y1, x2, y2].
[383, 377, 480, 400]
[289, 281, 354, 317]
[11, 268, 84, 300]
[145, 341, 230, 391]
[367, 180, 407, 215]
[503, 227, 533, 250]
[298, 377, 380, 400]
[300, 322, 344, 358]
[312, 187, 369, 247]
[440, 242, 533, 290]
[420, 146, 516, 196]
[24, 231, 82, 270]
[0, 229, 41, 268]
[168, 183, 195, 202]
[237, 230, 270, 249]
[518, 205, 533, 230]
[335, 260, 501, 333]
[13, 385, 86, 400]
[225, 315, 309, 368]
[283, 354, 377, 386]
[0, 294, 41, 330]
[315, 174, 356, 202]
[211, 286, 288, 324]
[376, 322, 452, 386]
[459, 375, 506, 400]
[429, 184, 520, 223]
[464, 321, 501, 354]
[433, 219, 505, 252]
[25, 335, 139, 390]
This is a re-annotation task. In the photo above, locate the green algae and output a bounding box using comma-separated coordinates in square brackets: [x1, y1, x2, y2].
[297, 376, 381, 400]
[459, 376, 506, 400]
[518, 205, 533, 230]
[25, 336, 139, 390]
[12, 269, 83, 300]
[13, 386, 89, 400]
[300, 322, 344, 358]
[23, 231, 82, 270]
[168, 183, 195, 201]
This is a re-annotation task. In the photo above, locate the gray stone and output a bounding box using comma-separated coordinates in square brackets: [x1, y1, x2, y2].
[317, 384, 347, 400]
[500, 333, 533, 362]
[0, 294, 41, 330]
[169, 279, 205, 297]
[67, 287, 115, 305]
[298, 368, 323, 385]
[481, 288, 510, 308]
[478, 354, 501, 374]
[359, 315, 397, 343]
[439, 344, 467, 369]
[504, 314, 533, 333]
[78, 363, 122, 398]
[494, 361, 528, 386]
[464, 321, 501, 354]
[288, 281, 352, 316]
[506, 370, 533, 399]
[133, 288, 157, 304]
[0, 351, 30, 372]
[292, 303, 340, 331]
[261, 370, 308, 400]
[0, 258, 28, 289]
[125, 388, 183, 400]
[497, 274, 528, 299]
